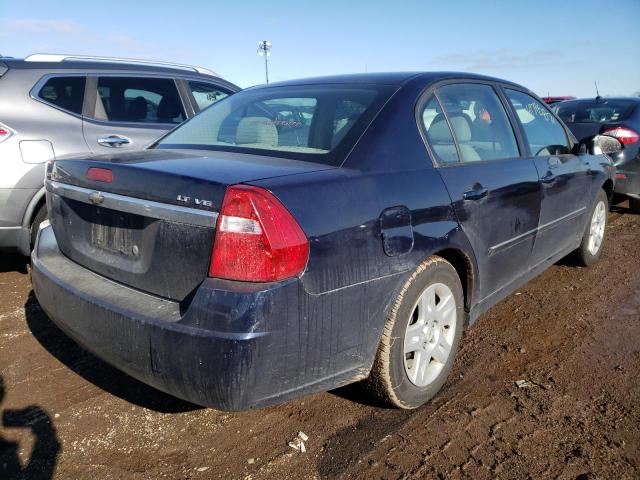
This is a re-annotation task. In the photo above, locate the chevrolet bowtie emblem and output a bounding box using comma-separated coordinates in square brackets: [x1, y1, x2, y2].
[88, 191, 104, 205]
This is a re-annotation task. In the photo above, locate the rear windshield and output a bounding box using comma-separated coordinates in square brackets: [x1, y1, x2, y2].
[155, 84, 395, 165]
[556, 100, 637, 124]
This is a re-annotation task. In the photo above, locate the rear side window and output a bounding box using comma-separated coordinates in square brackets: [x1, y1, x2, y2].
[421, 96, 459, 163]
[38, 76, 86, 115]
[435, 83, 520, 163]
[156, 85, 392, 166]
[95, 77, 185, 124]
[189, 82, 229, 111]
[556, 100, 637, 124]
[505, 89, 571, 156]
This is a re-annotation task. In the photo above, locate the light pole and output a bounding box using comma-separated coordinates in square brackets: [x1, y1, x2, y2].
[257, 40, 272, 84]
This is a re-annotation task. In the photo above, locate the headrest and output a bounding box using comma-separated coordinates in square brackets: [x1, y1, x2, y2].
[428, 113, 471, 143]
[236, 117, 278, 146]
[157, 96, 182, 122]
[127, 96, 148, 121]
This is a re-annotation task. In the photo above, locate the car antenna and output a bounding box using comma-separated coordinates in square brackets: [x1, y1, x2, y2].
[595, 81, 601, 101]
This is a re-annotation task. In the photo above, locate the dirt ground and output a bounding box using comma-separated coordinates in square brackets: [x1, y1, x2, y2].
[0, 204, 638, 480]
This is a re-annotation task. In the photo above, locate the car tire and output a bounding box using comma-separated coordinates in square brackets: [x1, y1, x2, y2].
[30, 204, 48, 250]
[630, 197, 640, 214]
[574, 189, 608, 267]
[365, 256, 464, 409]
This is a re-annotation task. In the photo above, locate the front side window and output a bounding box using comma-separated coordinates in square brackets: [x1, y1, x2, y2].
[435, 83, 520, 162]
[38, 76, 86, 114]
[156, 85, 392, 166]
[505, 89, 571, 156]
[188, 81, 229, 111]
[421, 96, 459, 163]
[95, 77, 185, 124]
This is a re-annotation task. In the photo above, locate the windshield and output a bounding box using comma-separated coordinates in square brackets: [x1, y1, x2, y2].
[557, 99, 637, 124]
[155, 84, 395, 166]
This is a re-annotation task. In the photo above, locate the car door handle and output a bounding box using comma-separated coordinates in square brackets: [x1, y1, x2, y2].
[541, 173, 556, 184]
[97, 135, 131, 147]
[463, 186, 489, 201]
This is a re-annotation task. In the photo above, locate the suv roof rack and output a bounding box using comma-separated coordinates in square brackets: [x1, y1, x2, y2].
[23, 54, 219, 77]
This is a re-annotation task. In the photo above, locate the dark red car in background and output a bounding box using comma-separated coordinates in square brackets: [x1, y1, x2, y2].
[541, 96, 576, 106]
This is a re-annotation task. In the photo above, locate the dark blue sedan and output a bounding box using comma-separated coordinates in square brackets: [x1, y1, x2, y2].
[32, 72, 617, 410]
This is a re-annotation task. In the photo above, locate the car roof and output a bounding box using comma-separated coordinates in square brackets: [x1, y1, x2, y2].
[559, 97, 640, 105]
[0, 55, 224, 80]
[254, 71, 525, 89]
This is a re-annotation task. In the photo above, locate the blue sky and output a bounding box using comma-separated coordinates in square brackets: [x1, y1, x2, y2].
[1, 0, 638, 97]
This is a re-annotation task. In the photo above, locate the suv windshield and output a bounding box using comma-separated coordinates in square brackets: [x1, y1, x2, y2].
[556, 99, 637, 124]
[155, 84, 395, 165]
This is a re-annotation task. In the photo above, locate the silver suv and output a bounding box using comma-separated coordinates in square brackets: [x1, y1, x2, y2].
[0, 54, 239, 255]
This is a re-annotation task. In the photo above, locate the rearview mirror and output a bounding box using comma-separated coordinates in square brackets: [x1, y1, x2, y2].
[575, 134, 624, 156]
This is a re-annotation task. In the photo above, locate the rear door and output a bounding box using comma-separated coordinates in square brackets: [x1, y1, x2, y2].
[82, 75, 188, 152]
[502, 89, 589, 267]
[421, 82, 541, 300]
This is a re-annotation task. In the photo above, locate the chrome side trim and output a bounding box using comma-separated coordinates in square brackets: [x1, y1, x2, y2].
[46, 180, 218, 228]
[488, 206, 587, 255]
[537, 207, 587, 235]
[487, 226, 538, 256]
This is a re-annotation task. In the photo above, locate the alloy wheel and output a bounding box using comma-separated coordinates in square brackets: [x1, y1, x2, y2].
[403, 283, 458, 387]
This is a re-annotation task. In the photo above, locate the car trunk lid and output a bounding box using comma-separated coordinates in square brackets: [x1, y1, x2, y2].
[46, 148, 333, 301]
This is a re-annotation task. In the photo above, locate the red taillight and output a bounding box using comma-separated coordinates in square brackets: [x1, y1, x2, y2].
[209, 185, 309, 282]
[0, 123, 13, 143]
[601, 126, 639, 145]
[87, 167, 113, 183]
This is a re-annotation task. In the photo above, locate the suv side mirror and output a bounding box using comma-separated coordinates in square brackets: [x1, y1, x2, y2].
[575, 134, 624, 155]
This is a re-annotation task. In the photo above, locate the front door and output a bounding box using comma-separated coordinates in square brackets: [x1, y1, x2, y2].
[503, 89, 589, 267]
[421, 83, 541, 300]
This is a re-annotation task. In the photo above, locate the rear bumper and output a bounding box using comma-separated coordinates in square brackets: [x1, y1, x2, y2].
[0, 226, 22, 251]
[31, 225, 375, 410]
[614, 154, 640, 197]
[614, 169, 640, 197]
[0, 187, 35, 252]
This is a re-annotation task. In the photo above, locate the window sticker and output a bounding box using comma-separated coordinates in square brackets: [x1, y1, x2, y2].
[525, 101, 557, 124]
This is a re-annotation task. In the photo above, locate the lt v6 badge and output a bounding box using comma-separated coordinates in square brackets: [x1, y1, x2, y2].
[177, 194, 213, 209]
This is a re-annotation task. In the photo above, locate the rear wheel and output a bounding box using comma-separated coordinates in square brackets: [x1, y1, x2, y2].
[574, 189, 608, 266]
[630, 196, 640, 214]
[365, 257, 464, 409]
[30, 204, 48, 250]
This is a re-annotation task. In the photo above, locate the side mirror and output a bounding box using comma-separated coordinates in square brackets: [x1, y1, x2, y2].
[575, 134, 624, 155]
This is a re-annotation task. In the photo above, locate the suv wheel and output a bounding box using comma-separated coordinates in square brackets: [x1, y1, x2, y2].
[30, 204, 48, 250]
[365, 256, 464, 409]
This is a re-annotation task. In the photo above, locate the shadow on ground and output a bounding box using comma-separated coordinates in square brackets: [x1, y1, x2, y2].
[329, 382, 393, 409]
[0, 253, 28, 274]
[0, 376, 60, 480]
[24, 292, 201, 414]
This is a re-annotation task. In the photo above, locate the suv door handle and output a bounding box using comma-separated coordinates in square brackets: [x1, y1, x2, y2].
[98, 135, 131, 147]
[463, 186, 489, 201]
